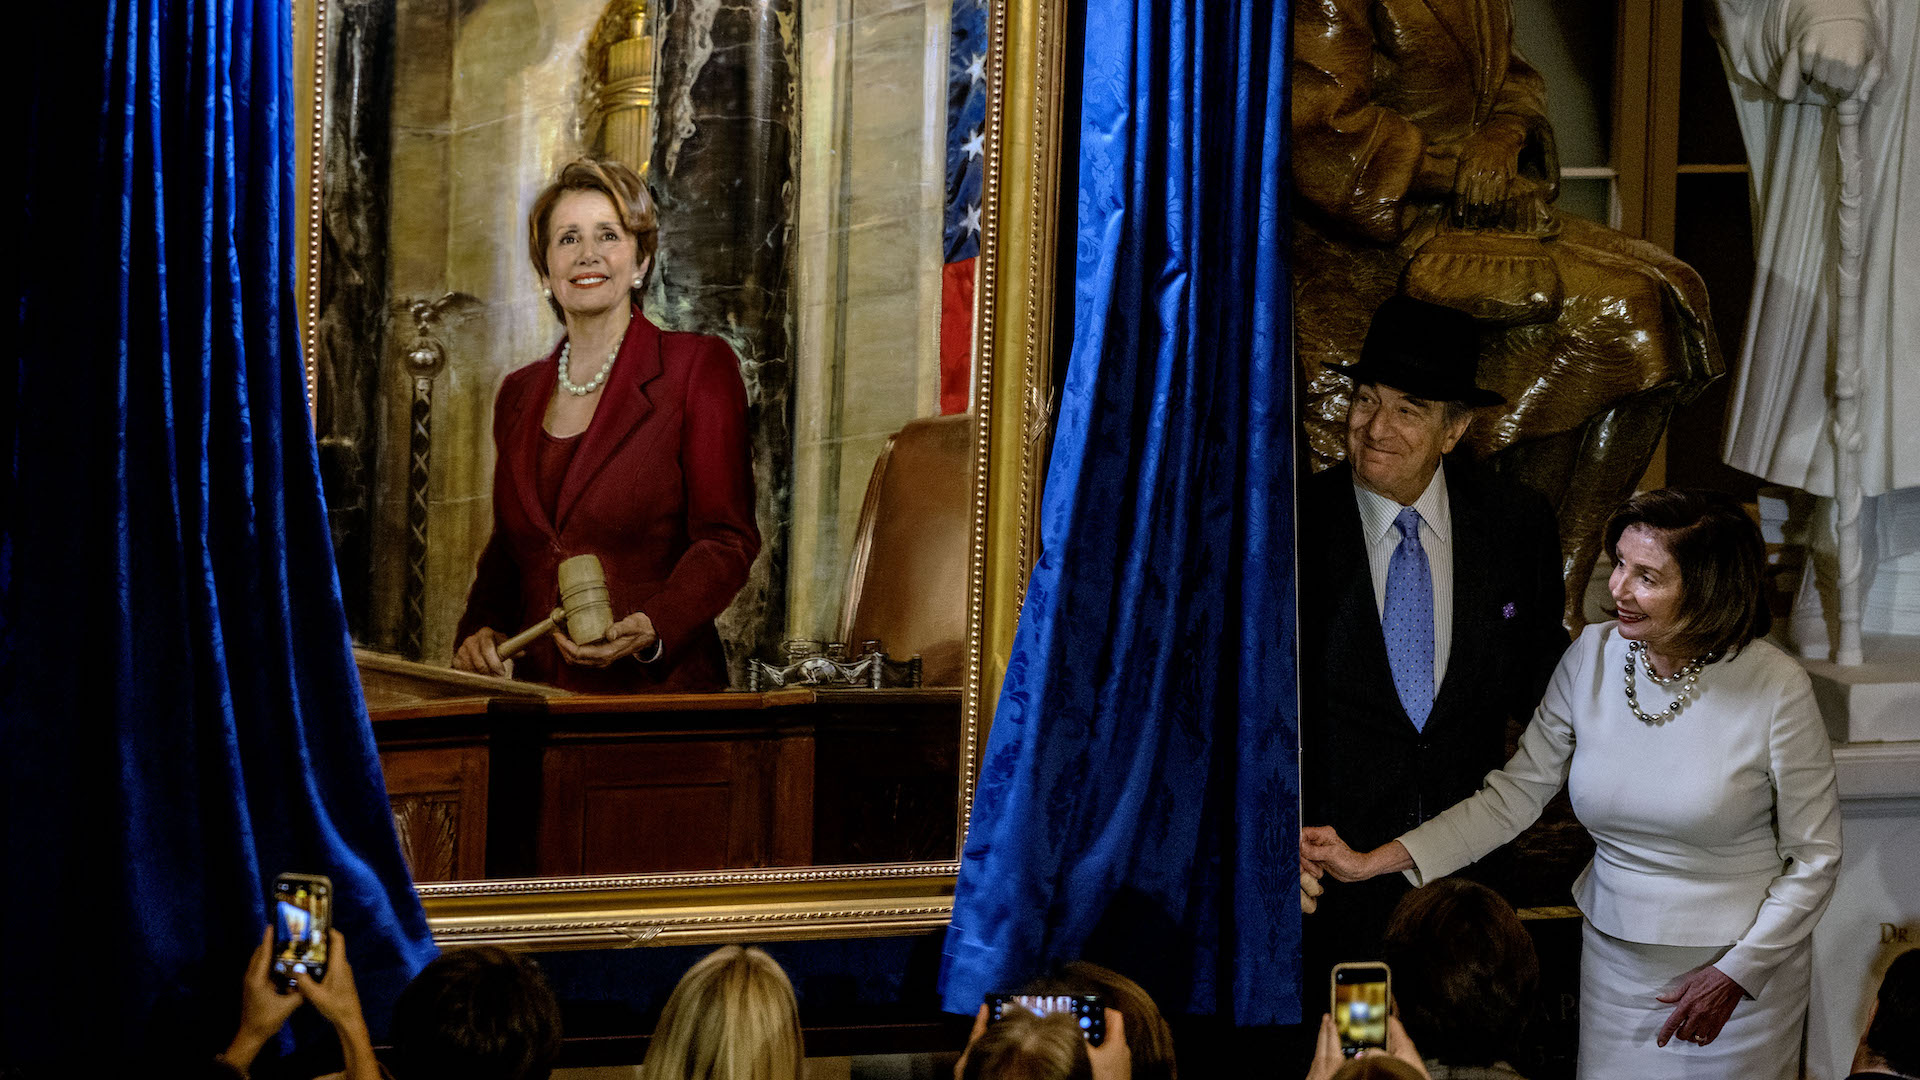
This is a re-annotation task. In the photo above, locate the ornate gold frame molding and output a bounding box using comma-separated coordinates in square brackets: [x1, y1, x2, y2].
[294, 0, 324, 415]
[421, 865, 961, 949]
[969, 0, 1069, 830]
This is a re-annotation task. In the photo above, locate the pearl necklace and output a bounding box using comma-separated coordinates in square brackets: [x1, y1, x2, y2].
[1622, 640, 1712, 724]
[557, 339, 619, 396]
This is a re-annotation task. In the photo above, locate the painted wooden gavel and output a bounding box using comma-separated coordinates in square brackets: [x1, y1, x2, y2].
[496, 554, 614, 660]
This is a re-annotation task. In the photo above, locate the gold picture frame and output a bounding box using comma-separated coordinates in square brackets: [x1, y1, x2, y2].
[293, 0, 1064, 947]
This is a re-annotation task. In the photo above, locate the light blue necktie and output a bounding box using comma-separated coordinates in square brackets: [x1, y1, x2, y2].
[1384, 506, 1434, 730]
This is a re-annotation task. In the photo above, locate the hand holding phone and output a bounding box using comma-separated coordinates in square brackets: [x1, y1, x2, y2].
[295, 929, 367, 1029]
[1086, 1009, 1130, 1080]
[1307, 1012, 1430, 1080]
[1331, 962, 1391, 1058]
[217, 926, 309, 1074]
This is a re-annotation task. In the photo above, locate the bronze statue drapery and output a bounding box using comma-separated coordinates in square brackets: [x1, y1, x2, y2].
[1290, 0, 1724, 627]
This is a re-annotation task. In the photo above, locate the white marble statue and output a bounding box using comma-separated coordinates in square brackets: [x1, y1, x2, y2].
[1713, 0, 1919, 651]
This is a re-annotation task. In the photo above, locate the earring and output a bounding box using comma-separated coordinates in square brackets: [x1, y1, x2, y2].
[542, 287, 552, 300]
[631, 278, 642, 289]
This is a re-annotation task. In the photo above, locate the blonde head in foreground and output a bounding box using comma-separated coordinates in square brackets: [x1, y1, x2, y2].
[638, 946, 804, 1080]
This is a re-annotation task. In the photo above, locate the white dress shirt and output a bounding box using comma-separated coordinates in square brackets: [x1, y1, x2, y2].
[1353, 465, 1452, 693]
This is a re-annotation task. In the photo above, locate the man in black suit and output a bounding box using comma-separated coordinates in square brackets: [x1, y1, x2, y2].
[1298, 296, 1568, 973]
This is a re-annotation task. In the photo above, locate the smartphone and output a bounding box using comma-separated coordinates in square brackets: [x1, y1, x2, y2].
[270, 872, 333, 989]
[1331, 961, 1391, 1058]
[985, 992, 1107, 1047]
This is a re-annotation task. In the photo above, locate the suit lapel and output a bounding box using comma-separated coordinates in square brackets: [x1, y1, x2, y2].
[1431, 464, 1489, 733]
[554, 309, 662, 532]
[507, 340, 564, 547]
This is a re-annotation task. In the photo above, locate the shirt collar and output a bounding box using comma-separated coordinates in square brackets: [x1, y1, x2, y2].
[1353, 463, 1451, 547]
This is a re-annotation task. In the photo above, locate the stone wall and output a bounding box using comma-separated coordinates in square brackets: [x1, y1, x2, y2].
[785, 0, 950, 642]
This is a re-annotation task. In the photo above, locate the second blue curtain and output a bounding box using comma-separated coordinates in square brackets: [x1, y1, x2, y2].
[939, 0, 1298, 1024]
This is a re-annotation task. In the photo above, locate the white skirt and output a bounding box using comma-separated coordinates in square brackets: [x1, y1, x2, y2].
[1577, 919, 1809, 1080]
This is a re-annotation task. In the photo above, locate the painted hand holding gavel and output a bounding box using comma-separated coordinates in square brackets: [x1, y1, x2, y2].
[452, 554, 658, 677]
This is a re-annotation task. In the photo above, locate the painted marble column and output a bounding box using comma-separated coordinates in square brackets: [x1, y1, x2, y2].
[649, 0, 796, 682]
[314, 0, 396, 647]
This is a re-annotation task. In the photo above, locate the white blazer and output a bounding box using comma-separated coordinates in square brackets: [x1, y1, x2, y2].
[1397, 622, 1842, 996]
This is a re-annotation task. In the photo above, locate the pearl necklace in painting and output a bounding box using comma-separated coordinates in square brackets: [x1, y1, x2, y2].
[557, 339, 619, 396]
[1622, 640, 1713, 725]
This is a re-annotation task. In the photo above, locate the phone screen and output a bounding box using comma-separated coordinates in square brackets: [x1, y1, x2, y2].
[1332, 963, 1390, 1057]
[985, 993, 1107, 1046]
[271, 874, 332, 985]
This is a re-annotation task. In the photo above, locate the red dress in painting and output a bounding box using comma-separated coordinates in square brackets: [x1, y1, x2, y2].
[457, 308, 759, 692]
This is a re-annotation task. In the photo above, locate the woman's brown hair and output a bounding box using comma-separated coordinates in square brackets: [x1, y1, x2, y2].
[960, 1009, 1093, 1080]
[1381, 878, 1538, 1067]
[527, 157, 660, 321]
[1022, 961, 1175, 1080]
[1603, 487, 1771, 659]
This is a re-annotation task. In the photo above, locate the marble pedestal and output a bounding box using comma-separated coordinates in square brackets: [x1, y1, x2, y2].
[1804, 634, 1920, 743]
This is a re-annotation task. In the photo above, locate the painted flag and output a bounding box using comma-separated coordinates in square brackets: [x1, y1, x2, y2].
[941, 0, 989, 415]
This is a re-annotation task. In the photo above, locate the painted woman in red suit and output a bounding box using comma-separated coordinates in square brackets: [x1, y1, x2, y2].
[451, 158, 759, 692]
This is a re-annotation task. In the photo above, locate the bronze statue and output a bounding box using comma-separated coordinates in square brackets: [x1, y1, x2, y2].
[1291, 0, 1724, 628]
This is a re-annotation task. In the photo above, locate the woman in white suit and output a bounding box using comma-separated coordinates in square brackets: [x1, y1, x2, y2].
[1301, 489, 1842, 1080]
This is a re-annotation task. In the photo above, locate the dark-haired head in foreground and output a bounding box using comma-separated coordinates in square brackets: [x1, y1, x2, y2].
[1381, 878, 1538, 1067]
[389, 946, 563, 1080]
[1857, 948, 1920, 1078]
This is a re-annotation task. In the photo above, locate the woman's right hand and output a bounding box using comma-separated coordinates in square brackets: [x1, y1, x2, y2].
[294, 929, 381, 1080]
[453, 628, 508, 677]
[1300, 827, 1413, 883]
[1301, 826, 1368, 881]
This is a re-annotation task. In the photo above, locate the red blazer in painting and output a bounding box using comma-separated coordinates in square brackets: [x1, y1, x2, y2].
[456, 309, 759, 693]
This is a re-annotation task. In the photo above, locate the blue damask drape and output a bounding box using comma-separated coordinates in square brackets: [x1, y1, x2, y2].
[939, 0, 1297, 1025]
[4, 0, 436, 1062]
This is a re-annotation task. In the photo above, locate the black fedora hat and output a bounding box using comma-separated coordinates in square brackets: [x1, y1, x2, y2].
[1326, 295, 1506, 407]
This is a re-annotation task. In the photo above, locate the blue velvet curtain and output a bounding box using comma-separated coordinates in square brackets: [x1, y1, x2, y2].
[4, 0, 436, 1062]
[939, 0, 1297, 1025]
